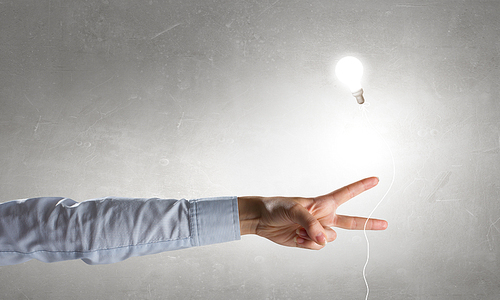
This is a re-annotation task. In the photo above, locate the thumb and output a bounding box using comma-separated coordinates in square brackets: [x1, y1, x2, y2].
[289, 204, 327, 246]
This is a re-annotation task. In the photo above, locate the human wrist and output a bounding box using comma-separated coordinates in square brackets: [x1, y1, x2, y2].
[237, 196, 263, 235]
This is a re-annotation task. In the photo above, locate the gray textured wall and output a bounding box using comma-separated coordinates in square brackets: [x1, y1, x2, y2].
[1, 0, 499, 299]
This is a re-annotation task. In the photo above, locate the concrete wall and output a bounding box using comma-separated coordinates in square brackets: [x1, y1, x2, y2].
[1, 0, 499, 299]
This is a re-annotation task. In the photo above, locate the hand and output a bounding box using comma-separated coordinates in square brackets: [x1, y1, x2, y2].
[237, 177, 388, 250]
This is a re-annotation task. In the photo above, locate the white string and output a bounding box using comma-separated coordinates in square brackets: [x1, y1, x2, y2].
[360, 103, 396, 300]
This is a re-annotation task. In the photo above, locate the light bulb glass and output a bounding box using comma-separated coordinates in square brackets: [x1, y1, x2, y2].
[335, 56, 364, 92]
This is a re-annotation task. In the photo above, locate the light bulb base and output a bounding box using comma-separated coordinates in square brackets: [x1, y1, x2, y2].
[352, 88, 365, 104]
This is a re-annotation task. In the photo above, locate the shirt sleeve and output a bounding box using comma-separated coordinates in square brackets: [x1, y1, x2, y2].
[0, 196, 240, 266]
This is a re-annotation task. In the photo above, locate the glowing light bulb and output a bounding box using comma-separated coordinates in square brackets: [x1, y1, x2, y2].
[335, 56, 365, 104]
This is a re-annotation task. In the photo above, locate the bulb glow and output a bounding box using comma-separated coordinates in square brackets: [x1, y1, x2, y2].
[335, 56, 365, 104]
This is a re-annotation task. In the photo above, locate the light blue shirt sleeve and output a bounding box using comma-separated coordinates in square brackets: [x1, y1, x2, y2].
[0, 196, 240, 266]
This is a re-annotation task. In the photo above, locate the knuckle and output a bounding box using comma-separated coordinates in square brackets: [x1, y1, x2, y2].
[350, 218, 357, 230]
[345, 185, 355, 199]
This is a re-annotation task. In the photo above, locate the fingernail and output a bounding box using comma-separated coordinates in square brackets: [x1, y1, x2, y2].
[294, 236, 305, 244]
[296, 228, 308, 238]
[316, 233, 327, 245]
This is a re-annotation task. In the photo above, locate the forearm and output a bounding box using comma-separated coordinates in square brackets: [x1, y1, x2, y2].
[0, 196, 240, 265]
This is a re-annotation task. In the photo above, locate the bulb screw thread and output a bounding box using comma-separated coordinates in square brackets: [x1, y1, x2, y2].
[352, 88, 365, 104]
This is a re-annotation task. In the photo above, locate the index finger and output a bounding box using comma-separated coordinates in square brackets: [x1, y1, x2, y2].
[322, 177, 379, 207]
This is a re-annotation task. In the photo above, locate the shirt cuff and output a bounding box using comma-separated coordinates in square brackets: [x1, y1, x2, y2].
[189, 196, 241, 247]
